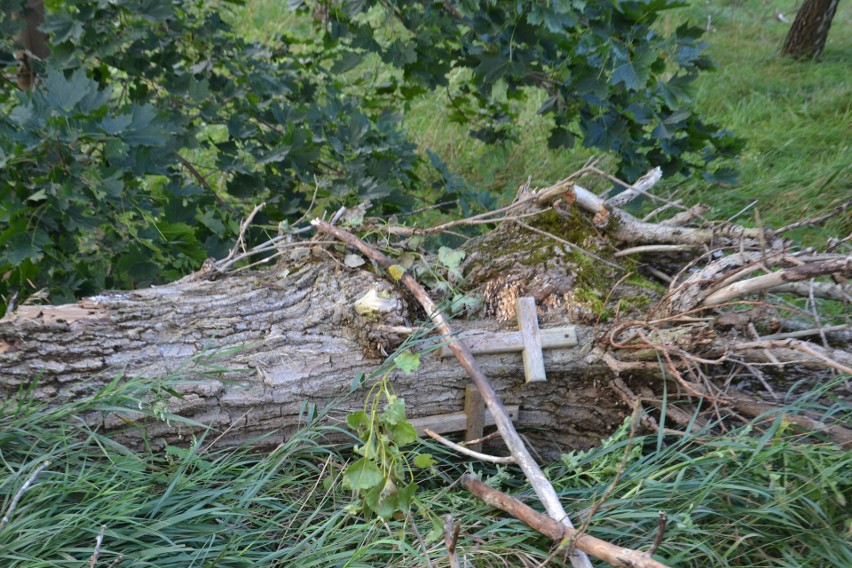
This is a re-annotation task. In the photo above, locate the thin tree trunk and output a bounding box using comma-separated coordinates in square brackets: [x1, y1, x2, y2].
[781, 0, 840, 60]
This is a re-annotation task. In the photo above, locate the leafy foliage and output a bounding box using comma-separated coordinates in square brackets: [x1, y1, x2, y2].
[0, 0, 424, 306]
[0, 0, 737, 308]
[343, 348, 433, 519]
[295, 0, 743, 181]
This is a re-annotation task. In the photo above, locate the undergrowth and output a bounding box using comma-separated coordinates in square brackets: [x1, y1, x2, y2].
[1, 374, 849, 567]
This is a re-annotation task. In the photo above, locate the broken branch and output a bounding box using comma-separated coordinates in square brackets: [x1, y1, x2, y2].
[460, 474, 671, 568]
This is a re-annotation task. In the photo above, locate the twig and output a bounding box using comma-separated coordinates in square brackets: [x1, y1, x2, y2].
[460, 475, 671, 568]
[424, 429, 516, 464]
[222, 201, 267, 265]
[378, 199, 460, 219]
[614, 244, 696, 257]
[291, 175, 321, 228]
[312, 219, 593, 568]
[807, 280, 831, 350]
[410, 511, 435, 568]
[383, 209, 548, 236]
[760, 324, 850, 341]
[0, 459, 50, 529]
[733, 339, 852, 375]
[89, 524, 107, 568]
[701, 256, 852, 307]
[775, 199, 852, 234]
[727, 391, 852, 448]
[105, 556, 124, 568]
[726, 200, 758, 223]
[648, 512, 667, 556]
[642, 200, 683, 222]
[443, 515, 461, 568]
[461, 430, 502, 447]
[603, 167, 663, 207]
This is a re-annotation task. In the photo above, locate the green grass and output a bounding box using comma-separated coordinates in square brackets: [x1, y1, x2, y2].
[3, 4, 848, 567]
[658, 1, 851, 242]
[1, 374, 849, 567]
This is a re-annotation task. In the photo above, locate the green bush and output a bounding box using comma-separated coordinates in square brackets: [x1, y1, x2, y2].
[0, 0, 734, 308]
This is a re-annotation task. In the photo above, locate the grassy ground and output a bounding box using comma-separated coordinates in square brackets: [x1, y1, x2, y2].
[1, 374, 849, 567]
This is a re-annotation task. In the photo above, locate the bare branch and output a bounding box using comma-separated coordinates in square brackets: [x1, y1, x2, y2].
[424, 429, 515, 464]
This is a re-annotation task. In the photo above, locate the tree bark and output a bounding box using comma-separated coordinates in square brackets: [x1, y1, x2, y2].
[11, 0, 49, 90]
[781, 0, 840, 60]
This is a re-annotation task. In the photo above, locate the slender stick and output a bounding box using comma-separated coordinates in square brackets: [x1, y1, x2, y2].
[0, 460, 50, 529]
[424, 428, 515, 464]
[460, 475, 671, 568]
[312, 219, 594, 568]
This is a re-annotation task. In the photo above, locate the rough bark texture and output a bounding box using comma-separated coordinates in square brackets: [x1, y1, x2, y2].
[781, 0, 840, 60]
[0, 248, 636, 456]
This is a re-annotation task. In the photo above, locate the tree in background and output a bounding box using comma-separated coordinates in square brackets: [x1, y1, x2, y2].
[782, 0, 839, 60]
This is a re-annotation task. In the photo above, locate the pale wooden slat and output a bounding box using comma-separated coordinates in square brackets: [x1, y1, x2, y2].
[464, 385, 485, 451]
[516, 297, 546, 382]
[409, 405, 519, 435]
[438, 327, 577, 357]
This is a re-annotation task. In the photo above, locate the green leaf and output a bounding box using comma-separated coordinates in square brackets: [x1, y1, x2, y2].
[331, 51, 364, 74]
[413, 453, 436, 468]
[43, 68, 99, 112]
[438, 246, 465, 271]
[391, 420, 417, 447]
[2, 229, 50, 265]
[343, 458, 384, 490]
[397, 482, 417, 510]
[383, 396, 405, 425]
[346, 410, 369, 432]
[394, 349, 420, 375]
[610, 62, 642, 91]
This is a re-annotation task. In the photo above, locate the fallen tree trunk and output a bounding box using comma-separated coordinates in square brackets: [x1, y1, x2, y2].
[0, 255, 635, 452]
[2, 170, 849, 451]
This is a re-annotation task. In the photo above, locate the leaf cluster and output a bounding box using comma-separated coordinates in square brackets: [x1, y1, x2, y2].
[297, 0, 743, 181]
[0, 0, 425, 306]
[343, 349, 435, 519]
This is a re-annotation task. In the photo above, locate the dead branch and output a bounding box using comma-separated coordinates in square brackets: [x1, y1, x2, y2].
[460, 475, 670, 568]
[726, 391, 852, 448]
[703, 256, 851, 307]
[423, 429, 515, 464]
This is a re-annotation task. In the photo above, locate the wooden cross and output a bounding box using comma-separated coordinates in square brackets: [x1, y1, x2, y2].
[440, 296, 578, 383]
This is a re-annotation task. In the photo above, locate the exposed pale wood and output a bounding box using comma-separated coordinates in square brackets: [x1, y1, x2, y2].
[438, 327, 578, 357]
[464, 386, 485, 451]
[516, 297, 546, 383]
[408, 405, 518, 435]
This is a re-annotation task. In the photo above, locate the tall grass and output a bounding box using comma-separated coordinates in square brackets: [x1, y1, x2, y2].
[2, 373, 849, 567]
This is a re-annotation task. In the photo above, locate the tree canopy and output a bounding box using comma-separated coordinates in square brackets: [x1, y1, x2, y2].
[0, 0, 739, 309]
